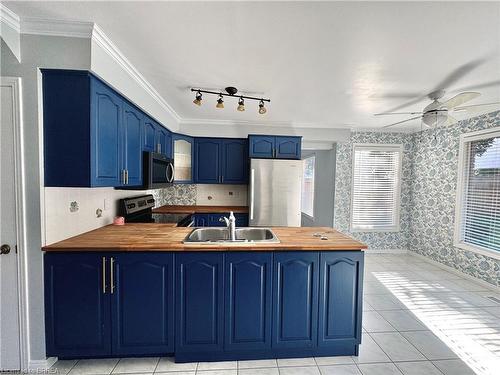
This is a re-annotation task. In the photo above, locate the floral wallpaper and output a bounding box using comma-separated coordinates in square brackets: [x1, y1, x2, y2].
[152, 184, 197, 206]
[334, 111, 500, 286]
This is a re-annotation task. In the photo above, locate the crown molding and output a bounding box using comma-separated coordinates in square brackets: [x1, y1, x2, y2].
[91, 24, 181, 123]
[21, 17, 93, 38]
[1, 4, 20, 33]
[180, 117, 353, 130]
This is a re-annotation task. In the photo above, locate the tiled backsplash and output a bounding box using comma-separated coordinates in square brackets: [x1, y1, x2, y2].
[44, 184, 248, 245]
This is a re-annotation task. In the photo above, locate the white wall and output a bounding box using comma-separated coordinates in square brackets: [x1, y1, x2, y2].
[1, 34, 91, 364]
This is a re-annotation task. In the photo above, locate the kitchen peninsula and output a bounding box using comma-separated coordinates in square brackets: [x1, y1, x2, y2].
[43, 225, 366, 362]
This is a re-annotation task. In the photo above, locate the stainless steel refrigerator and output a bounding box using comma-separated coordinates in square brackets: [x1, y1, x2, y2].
[249, 158, 303, 227]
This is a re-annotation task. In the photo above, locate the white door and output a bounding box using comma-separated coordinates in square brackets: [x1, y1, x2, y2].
[0, 77, 22, 370]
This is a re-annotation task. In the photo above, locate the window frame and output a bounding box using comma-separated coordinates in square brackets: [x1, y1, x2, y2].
[301, 154, 316, 219]
[453, 127, 500, 260]
[350, 143, 403, 233]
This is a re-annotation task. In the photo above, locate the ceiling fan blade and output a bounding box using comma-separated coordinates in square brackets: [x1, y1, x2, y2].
[454, 101, 500, 111]
[382, 115, 422, 128]
[442, 92, 481, 109]
[374, 111, 422, 116]
[431, 58, 487, 92]
[452, 80, 500, 92]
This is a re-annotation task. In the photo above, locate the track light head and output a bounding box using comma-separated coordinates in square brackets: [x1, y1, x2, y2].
[193, 90, 202, 106]
[237, 97, 245, 112]
[258, 99, 267, 114]
[216, 94, 224, 109]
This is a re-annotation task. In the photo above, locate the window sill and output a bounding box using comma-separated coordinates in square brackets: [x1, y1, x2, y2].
[453, 241, 500, 260]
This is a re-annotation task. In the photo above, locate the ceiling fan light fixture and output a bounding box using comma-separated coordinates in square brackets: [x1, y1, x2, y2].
[216, 94, 224, 109]
[237, 97, 245, 112]
[193, 90, 202, 106]
[258, 99, 267, 114]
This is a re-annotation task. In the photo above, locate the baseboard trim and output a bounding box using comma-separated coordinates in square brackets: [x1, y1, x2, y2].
[409, 251, 500, 292]
[28, 357, 57, 370]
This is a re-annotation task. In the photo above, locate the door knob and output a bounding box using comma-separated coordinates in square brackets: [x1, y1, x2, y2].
[1, 244, 11, 254]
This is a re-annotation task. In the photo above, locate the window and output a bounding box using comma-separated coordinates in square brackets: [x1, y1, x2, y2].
[350, 144, 402, 231]
[301, 155, 315, 217]
[455, 128, 500, 258]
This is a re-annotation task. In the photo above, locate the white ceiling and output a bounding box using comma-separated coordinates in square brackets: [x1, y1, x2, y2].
[5, 1, 500, 131]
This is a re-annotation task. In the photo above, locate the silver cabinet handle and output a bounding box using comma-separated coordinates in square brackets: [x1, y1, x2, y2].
[221, 175, 224, 183]
[125, 170, 129, 185]
[102, 257, 106, 294]
[110, 257, 115, 294]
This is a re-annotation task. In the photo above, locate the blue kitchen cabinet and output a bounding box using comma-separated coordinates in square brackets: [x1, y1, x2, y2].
[318, 252, 363, 348]
[225, 253, 272, 351]
[155, 125, 172, 158]
[222, 139, 249, 183]
[122, 102, 143, 186]
[249, 135, 301, 160]
[248, 135, 275, 158]
[273, 252, 319, 349]
[194, 138, 248, 184]
[194, 138, 222, 183]
[209, 213, 226, 227]
[143, 116, 156, 152]
[234, 213, 249, 227]
[194, 213, 209, 227]
[111, 253, 174, 355]
[44, 253, 111, 358]
[175, 253, 224, 353]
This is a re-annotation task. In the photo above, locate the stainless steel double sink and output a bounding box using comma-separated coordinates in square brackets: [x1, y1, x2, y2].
[183, 227, 279, 244]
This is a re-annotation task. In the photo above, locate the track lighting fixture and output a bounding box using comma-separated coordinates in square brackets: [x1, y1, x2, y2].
[191, 87, 270, 113]
[258, 99, 267, 115]
[193, 90, 202, 106]
[237, 97, 245, 112]
[216, 94, 224, 109]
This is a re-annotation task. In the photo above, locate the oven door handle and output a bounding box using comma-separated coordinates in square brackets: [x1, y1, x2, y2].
[166, 162, 175, 183]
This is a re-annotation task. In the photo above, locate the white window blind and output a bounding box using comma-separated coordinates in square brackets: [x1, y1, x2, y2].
[301, 156, 315, 217]
[350, 144, 402, 231]
[456, 129, 500, 255]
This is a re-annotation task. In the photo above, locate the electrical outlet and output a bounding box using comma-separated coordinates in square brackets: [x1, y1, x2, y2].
[228, 191, 233, 196]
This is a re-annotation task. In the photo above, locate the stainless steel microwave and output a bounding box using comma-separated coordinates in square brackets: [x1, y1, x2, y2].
[143, 151, 174, 189]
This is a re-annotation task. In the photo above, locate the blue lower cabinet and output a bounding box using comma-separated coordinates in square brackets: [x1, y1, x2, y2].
[224, 253, 272, 351]
[234, 213, 249, 227]
[319, 252, 364, 347]
[111, 253, 174, 355]
[194, 213, 209, 227]
[209, 213, 226, 227]
[44, 253, 111, 358]
[176, 253, 224, 353]
[273, 252, 319, 349]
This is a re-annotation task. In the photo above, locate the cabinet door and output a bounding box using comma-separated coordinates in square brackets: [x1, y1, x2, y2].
[111, 253, 174, 355]
[173, 134, 194, 183]
[225, 253, 272, 351]
[273, 252, 319, 349]
[319, 252, 363, 347]
[91, 79, 122, 186]
[249, 135, 275, 158]
[176, 253, 224, 353]
[155, 126, 172, 157]
[222, 139, 248, 184]
[195, 138, 222, 183]
[44, 253, 111, 357]
[275, 137, 301, 159]
[122, 102, 143, 186]
[209, 213, 227, 227]
[143, 117, 156, 152]
[194, 214, 209, 227]
[234, 213, 249, 227]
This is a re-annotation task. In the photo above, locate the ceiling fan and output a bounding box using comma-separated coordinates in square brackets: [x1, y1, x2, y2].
[374, 58, 500, 128]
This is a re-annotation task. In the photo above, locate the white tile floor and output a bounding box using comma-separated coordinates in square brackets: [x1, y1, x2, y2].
[49, 254, 500, 375]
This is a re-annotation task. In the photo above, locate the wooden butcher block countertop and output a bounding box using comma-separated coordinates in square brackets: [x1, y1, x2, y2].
[42, 224, 367, 252]
[152, 205, 249, 214]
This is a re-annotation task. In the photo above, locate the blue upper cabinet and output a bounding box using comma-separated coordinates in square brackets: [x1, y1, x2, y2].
[44, 253, 111, 358]
[222, 139, 248, 183]
[122, 102, 143, 186]
[111, 253, 174, 355]
[143, 116, 157, 152]
[249, 135, 301, 160]
[172, 134, 194, 183]
[175, 253, 224, 353]
[194, 138, 223, 183]
[273, 252, 319, 349]
[318, 252, 363, 348]
[248, 135, 275, 158]
[155, 125, 172, 158]
[194, 138, 248, 184]
[225, 253, 272, 351]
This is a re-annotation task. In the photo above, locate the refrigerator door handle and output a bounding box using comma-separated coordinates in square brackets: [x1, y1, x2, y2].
[250, 168, 255, 221]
